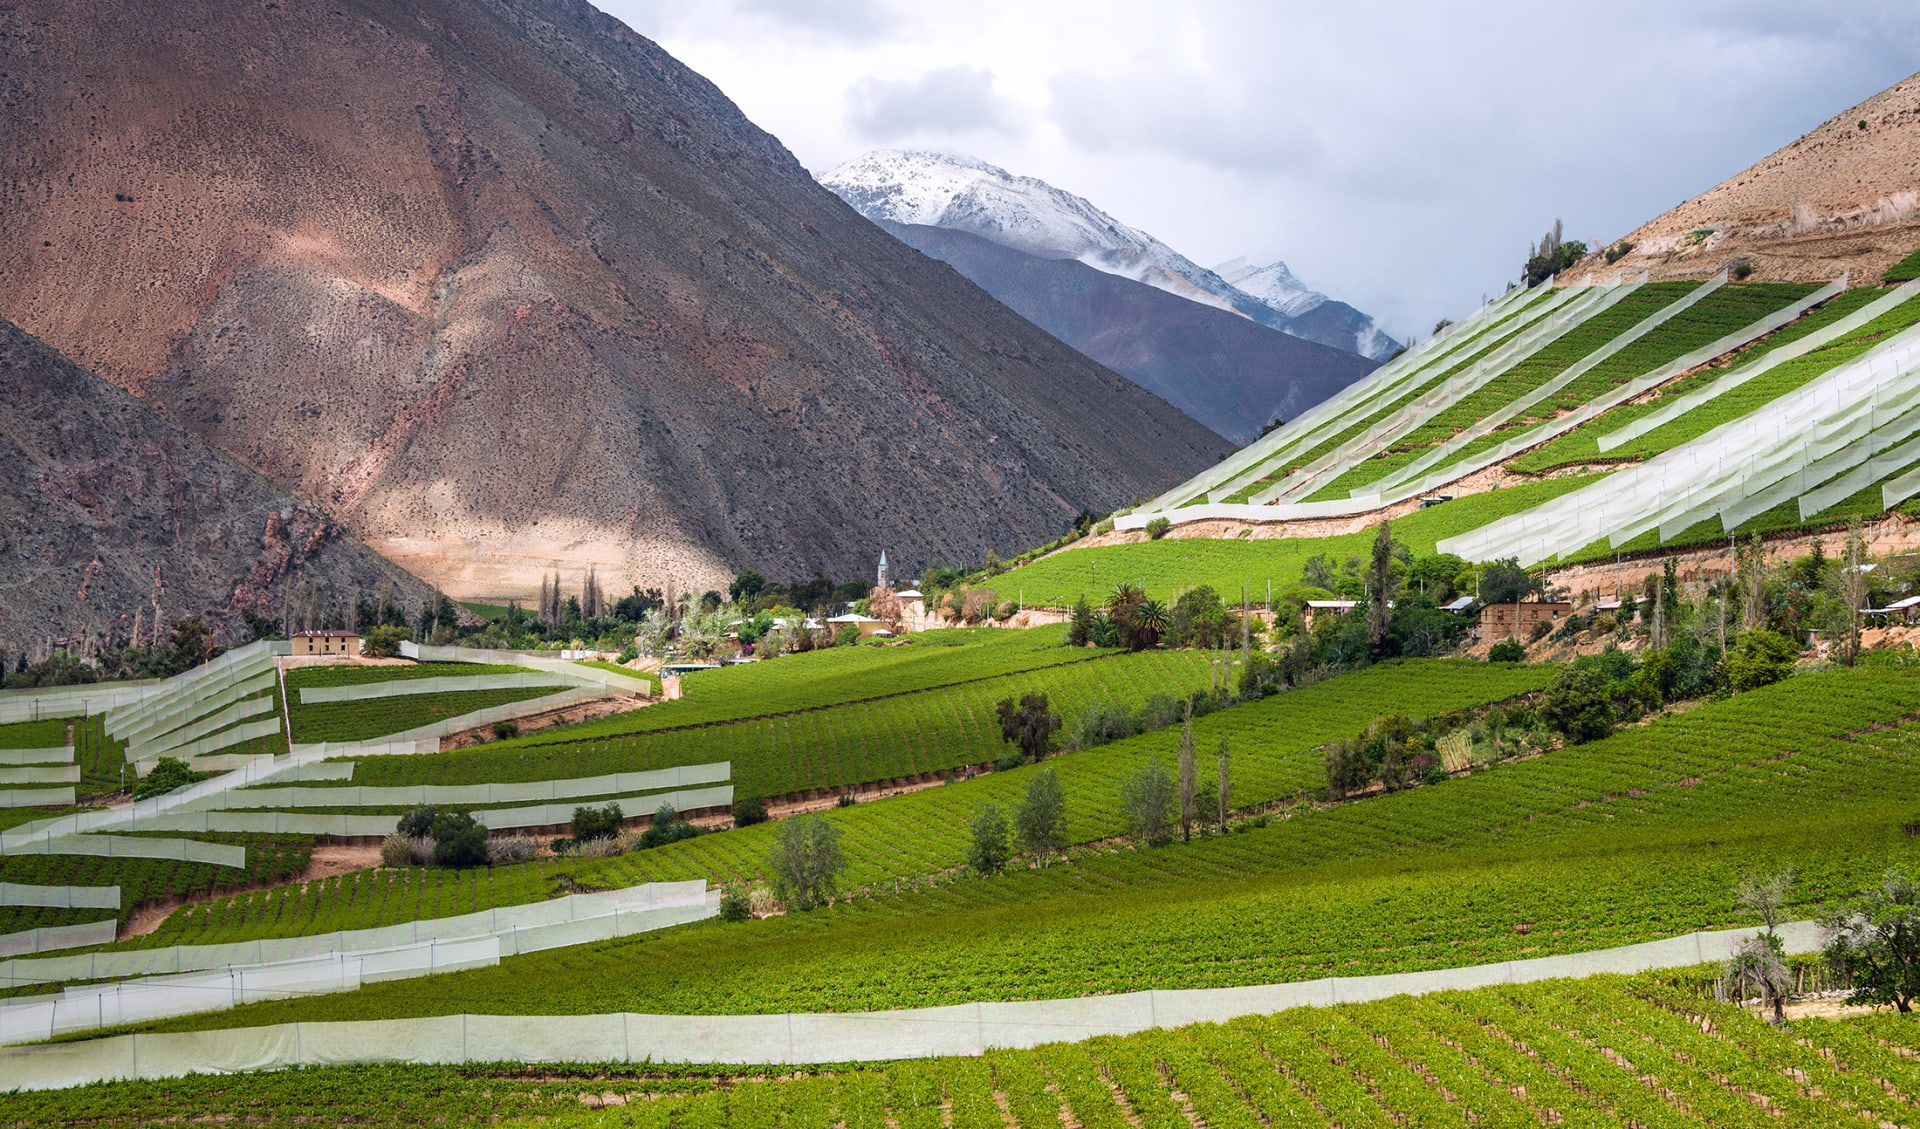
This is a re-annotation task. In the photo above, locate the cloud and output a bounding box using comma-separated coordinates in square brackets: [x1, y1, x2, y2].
[732, 0, 901, 41]
[1048, 68, 1321, 177]
[847, 66, 1019, 142]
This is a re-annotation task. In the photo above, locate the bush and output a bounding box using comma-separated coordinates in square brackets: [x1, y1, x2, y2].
[638, 801, 699, 849]
[487, 836, 537, 864]
[1145, 516, 1172, 540]
[718, 885, 753, 922]
[992, 750, 1026, 773]
[1728, 629, 1797, 692]
[1487, 639, 1526, 663]
[1540, 667, 1613, 744]
[429, 810, 489, 868]
[571, 802, 624, 843]
[360, 623, 411, 658]
[1604, 240, 1634, 265]
[397, 805, 440, 838]
[380, 832, 418, 868]
[133, 756, 205, 800]
[968, 803, 1012, 877]
[1528, 619, 1553, 643]
[733, 796, 769, 827]
[491, 720, 520, 740]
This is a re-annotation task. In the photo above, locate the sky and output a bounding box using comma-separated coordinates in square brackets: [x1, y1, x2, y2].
[599, 0, 1920, 344]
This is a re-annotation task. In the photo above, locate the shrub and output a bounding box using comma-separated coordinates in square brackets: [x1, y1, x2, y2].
[836, 792, 858, 808]
[571, 802, 624, 843]
[1070, 701, 1137, 750]
[133, 756, 205, 800]
[491, 720, 520, 740]
[732, 796, 769, 827]
[571, 834, 630, 858]
[379, 832, 417, 868]
[486, 836, 537, 864]
[1487, 639, 1526, 663]
[1604, 240, 1634, 265]
[835, 625, 861, 647]
[1540, 667, 1613, 744]
[1590, 613, 1617, 634]
[992, 750, 1026, 773]
[397, 805, 440, 838]
[1731, 259, 1753, 280]
[360, 623, 411, 658]
[1528, 619, 1553, 643]
[410, 836, 437, 866]
[1121, 757, 1177, 846]
[718, 885, 753, 922]
[1145, 516, 1172, 540]
[429, 809, 489, 868]
[638, 801, 699, 849]
[1728, 629, 1797, 692]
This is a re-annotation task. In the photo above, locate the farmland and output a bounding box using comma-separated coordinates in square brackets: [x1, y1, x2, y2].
[0, 834, 313, 934]
[117, 663, 1920, 1027]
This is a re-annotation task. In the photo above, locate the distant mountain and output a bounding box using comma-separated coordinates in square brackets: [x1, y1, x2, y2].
[0, 0, 1226, 603]
[1215, 258, 1398, 361]
[0, 318, 436, 652]
[881, 221, 1375, 443]
[820, 150, 1399, 360]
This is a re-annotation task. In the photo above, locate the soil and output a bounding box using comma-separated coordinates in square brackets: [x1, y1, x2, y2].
[438, 693, 653, 749]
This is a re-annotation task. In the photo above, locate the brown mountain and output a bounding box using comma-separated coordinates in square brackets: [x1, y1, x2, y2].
[0, 0, 1225, 601]
[1570, 70, 1920, 285]
[0, 318, 437, 653]
[880, 221, 1376, 444]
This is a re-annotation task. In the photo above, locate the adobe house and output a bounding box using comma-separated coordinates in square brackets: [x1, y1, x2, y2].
[1473, 601, 1573, 641]
[290, 629, 362, 656]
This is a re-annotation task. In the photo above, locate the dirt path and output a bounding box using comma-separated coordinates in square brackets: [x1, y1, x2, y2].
[117, 843, 387, 939]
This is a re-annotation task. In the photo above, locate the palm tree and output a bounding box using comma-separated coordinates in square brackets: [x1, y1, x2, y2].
[1134, 598, 1170, 649]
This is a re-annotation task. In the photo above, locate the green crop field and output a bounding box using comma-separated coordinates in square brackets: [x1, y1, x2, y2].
[142, 660, 1550, 950]
[296, 646, 1220, 804]
[0, 719, 66, 749]
[502, 627, 1098, 745]
[113, 662, 1920, 1030]
[0, 834, 313, 935]
[285, 662, 534, 689]
[1009, 475, 1601, 608]
[15, 976, 1917, 1129]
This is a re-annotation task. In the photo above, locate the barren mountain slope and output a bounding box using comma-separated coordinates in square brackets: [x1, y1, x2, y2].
[0, 0, 1224, 600]
[0, 319, 436, 653]
[1574, 70, 1920, 284]
[882, 222, 1374, 443]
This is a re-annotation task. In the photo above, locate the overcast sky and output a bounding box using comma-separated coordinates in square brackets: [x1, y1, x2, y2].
[601, 0, 1920, 344]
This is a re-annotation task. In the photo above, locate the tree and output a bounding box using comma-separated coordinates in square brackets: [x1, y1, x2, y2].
[1120, 757, 1176, 846]
[1739, 534, 1769, 631]
[1539, 667, 1613, 744]
[430, 809, 490, 868]
[1727, 629, 1796, 692]
[1739, 868, 1794, 939]
[1842, 518, 1869, 667]
[1487, 639, 1526, 663]
[361, 623, 410, 658]
[1723, 934, 1792, 1024]
[1177, 707, 1198, 842]
[869, 585, 905, 632]
[1067, 596, 1095, 647]
[968, 803, 1012, 877]
[1014, 769, 1067, 866]
[166, 617, 212, 675]
[729, 570, 767, 604]
[768, 814, 845, 910]
[1216, 737, 1232, 831]
[571, 802, 624, 843]
[995, 693, 1061, 763]
[1522, 218, 1588, 286]
[1478, 559, 1538, 606]
[1822, 869, 1920, 1013]
[1367, 521, 1394, 656]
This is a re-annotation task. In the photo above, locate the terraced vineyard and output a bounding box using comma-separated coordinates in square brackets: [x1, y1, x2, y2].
[0, 834, 313, 934]
[283, 662, 559, 743]
[0, 720, 65, 749]
[17, 978, 1917, 1129]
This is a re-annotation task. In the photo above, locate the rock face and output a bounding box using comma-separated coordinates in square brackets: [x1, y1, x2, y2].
[821, 149, 1399, 360]
[882, 222, 1374, 443]
[0, 0, 1225, 600]
[0, 319, 437, 652]
[1568, 70, 1920, 285]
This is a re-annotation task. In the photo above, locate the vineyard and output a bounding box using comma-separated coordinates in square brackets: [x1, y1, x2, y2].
[0, 834, 313, 936]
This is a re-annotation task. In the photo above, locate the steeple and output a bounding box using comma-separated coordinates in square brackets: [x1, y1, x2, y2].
[877, 550, 890, 589]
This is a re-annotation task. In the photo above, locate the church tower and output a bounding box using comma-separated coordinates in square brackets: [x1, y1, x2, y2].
[877, 550, 890, 589]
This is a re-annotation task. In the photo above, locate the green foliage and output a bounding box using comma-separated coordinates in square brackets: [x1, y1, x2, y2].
[1118, 757, 1176, 845]
[1821, 869, 1920, 1012]
[285, 663, 560, 743]
[132, 756, 206, 800]
[1144, 516, 1172, 540]
[359, 624, 411, 658]
[1884, 245, 1920, 283]
[768, 813, 844, 910]
[1487, 639, 1526, 662]
[429, 810, 489, 868]
[570, 802, 624, 843]
[718, 884, 753, 922]
[1604, 239, 1634, 264]
[490, 720, 519, 740]
[0, 834, 312, 934]
[1728, 629, 1798, 692]
[0, 719, 66, 749]
[1014, 768, 1067, 865]
[1522, 218, 1586, 286]
[1539, 667, 1613, 744]
[967, 803, 1011, 877]
[732, 796, 768, 827]
[994, 692, 1060, 763]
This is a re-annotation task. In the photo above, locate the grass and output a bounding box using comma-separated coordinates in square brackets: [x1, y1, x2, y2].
[1005, 475, 1603, 607]
[0, 719, 66, 749]
[116, 662, 1920, 1028]
[459, 601, 512, 621]
[1885, 245, 1920, 282]
[16, 981, 1920, 1128]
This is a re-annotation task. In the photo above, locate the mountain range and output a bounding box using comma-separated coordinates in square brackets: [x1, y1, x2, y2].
[0, 0, 1226, 616]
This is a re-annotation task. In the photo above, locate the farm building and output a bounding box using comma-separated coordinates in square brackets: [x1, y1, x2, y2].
[289, 629, 361, 656]
[1300, 600, 1358, 631]
[1473, 601, 1573, 642]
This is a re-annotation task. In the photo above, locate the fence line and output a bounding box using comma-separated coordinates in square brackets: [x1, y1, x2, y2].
[0, 748, 72, 767]
[0, 920, 120, 959]
[0, 883, 119, 910]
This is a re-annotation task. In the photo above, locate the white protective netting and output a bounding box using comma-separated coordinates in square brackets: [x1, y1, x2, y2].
[193, 761, 730, 811]
[296, 672, 573, 705]
[0, 883, 118, 909]
[112, 671, 276, 753]
[0, 682, 160, 725]
[403, 643, 652, 695]
[0, 920, 119, 959]
[1142, 283, 1548, 511]
[0, 920, 1819, 1086]
[106, 643, 285, 744]
[121, 784, 735, 838]
[0, 834, 245, 868]
[127, 691, 278, 760]
[1440, 320, 1920, 564]
[1255, 280, 1642, 505]
[0, 765, 79, 786]
[0, 881, 707, 988]
[1598, 275, 1916, 453]
[0, 747, 72, 767]
[0, 787, 75, 809]
[132, 718, 285, 774]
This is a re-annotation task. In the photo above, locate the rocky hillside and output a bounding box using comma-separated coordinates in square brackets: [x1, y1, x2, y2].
[1572, 70, 1920, 285]
[0, 0, 1224, 601]
[822, 149, 1398, 360]
[883, 222, 1375, 443]
[0, 319, 436, 653]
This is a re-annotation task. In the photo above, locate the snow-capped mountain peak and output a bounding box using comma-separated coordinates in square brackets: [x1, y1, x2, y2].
[1215, 257, 1326, 318]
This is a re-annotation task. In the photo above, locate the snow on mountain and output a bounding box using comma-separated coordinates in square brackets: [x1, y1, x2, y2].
[820, 150, 1399, 361]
